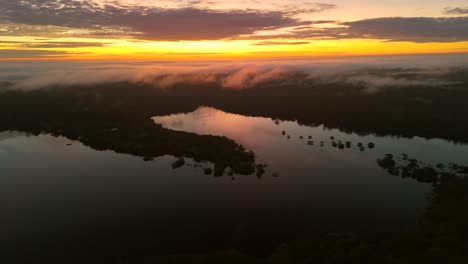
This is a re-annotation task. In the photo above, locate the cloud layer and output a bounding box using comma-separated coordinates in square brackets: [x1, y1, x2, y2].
[244, 17, 468, 43]
[0, 49, 84, 58]
[1, 0, 468, 44]
[1, 55, 466, 92]
[444, 7, 468, 15]
[0, 0, 305, 41]
[343, 17, 468, 43]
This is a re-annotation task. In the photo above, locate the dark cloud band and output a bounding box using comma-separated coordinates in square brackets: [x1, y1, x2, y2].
[342, 17, 468, 43]
[243, 17, 468, 43]
[253, 41, 310, 46]
[0, 40, 108, 48]
[0, 0, 305, 41]
[0, 49, 84, 58]
[444, 7, 468, 15]
[1, 1, 467, 44]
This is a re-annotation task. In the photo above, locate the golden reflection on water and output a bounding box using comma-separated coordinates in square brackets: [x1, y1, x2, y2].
[153, 106, 468, 177]
[155, 106, 282, 149]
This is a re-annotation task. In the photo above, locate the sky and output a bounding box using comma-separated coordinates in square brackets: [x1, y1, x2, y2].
[1, 0, 468, 60]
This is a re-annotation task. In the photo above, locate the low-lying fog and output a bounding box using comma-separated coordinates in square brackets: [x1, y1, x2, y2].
[1, 54, 467, 93]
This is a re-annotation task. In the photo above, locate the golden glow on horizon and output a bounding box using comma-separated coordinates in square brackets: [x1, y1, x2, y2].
[1, 0, 467, 60]
[2, 38, 468, 60]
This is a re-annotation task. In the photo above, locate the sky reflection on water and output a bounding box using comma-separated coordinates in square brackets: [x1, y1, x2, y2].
[2, 107, 468, 256]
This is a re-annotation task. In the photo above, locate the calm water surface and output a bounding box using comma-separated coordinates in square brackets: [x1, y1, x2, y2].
[2, 106, 468, 256]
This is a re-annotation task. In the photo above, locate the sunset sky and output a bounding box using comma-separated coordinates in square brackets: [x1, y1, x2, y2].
[1, 0, 468, 60]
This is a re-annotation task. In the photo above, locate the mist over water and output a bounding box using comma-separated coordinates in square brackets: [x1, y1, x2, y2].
[1, 54, 467, 91]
